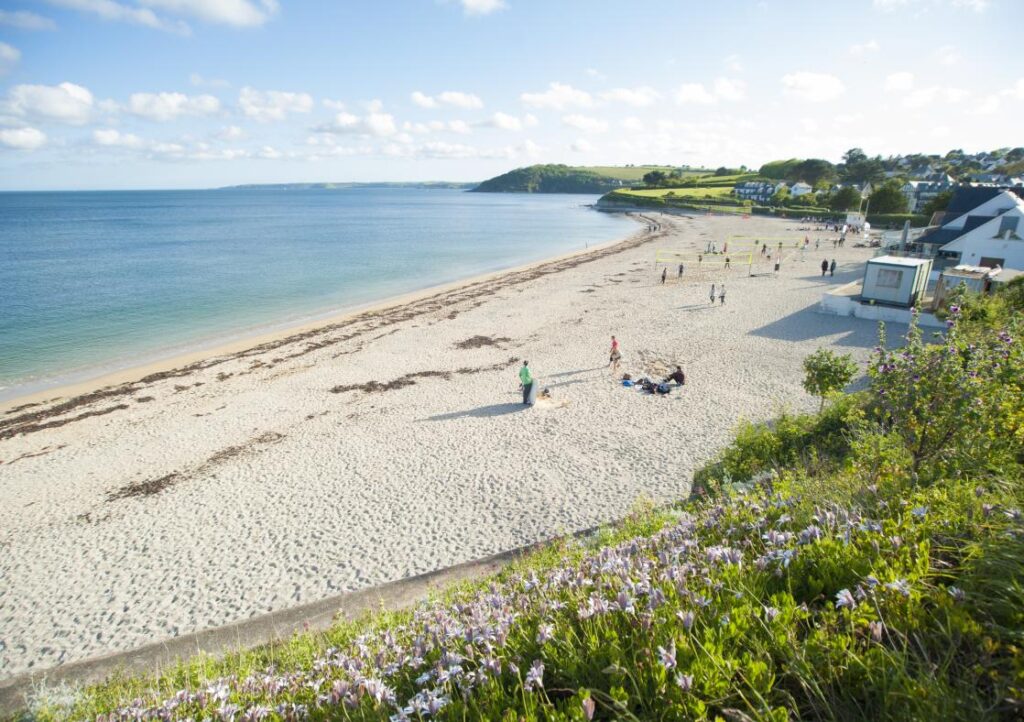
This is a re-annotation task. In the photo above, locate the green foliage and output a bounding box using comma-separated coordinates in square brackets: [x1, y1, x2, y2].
[840, 148, 886, 185]
[803, 348, 858, 411]
[759, 158, 803, 180]
[473, 164, 624, 193]
[642, 169, 668, 186]
[829, 186, 862, 211]
[922, 189, 954, 217]
[868, 180, 909, 214]
[866, 212, 930, 227]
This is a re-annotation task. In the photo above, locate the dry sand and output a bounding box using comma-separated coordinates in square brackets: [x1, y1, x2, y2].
[0, 212, 882, 677]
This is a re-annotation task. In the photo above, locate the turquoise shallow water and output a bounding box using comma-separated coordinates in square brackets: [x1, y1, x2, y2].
[0, 188, 632, 399]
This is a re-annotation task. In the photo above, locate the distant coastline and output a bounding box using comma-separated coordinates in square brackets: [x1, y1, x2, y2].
[217, 181, 478, 191]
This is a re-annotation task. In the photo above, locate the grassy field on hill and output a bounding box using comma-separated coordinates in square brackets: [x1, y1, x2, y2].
[21, 283, 1024, 722]
[579, 166, 707, 182]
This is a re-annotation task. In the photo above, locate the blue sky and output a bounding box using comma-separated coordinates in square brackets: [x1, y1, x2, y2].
[0, 0, 1020, 190]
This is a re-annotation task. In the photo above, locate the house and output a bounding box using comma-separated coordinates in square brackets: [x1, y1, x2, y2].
[861, 256, 932, 308]
[917, 188, 1024, 271]
[790, 182, 813, 197]
[901, 173, 956, 212]
[734, 180, 784, 204]
[932, 265, 1022, 309]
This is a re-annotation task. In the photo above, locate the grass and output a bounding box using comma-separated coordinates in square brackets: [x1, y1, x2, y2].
[613, 187, 738, 200]
[578, 166, 708, 181]
[17, 301, 1024, 722]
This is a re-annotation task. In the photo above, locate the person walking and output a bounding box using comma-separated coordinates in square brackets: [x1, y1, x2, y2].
[815, 238, 820, 251]
[760, 242, 767, 257]
[724, 256, 731, 270]
[677, 263, 684, 279]
[661, 267, 667, 285]
[821, 259, 828, 277]
[830, 259, 837, 277]
[519, 360, 533, 405]
[608, 335, 622, 373]
[709, 283, 716, 305]
[719, 283, 726, 305]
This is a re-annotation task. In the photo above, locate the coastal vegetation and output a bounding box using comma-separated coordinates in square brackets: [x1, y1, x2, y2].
[24, 281, 1024, 721]
[471, 165, 703, 193]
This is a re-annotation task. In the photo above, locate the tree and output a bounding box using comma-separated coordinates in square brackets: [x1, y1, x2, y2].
[803, 349, 857, 412]
[829, 186, 862, 211]
[793, 158, 837, 186]
[771, 186, 790, 205]
[840, 148, 886, 185]
[867, 180, 909, 214]
[921, 190, 953, 217]
[643, 170, 667, 186]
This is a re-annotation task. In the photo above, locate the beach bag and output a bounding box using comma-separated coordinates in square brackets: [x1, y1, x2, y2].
[622, 380, 634, 387]
[656, 384, 671, 395]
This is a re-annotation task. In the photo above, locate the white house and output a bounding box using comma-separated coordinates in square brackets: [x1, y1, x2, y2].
[790, 182, 813, 197]
[938, 194, 1024, 270]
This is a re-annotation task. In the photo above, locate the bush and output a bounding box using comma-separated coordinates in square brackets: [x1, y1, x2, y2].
[866, 213, 930, 227]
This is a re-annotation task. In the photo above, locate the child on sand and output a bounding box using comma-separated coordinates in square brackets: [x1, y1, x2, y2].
[609, 335, 622, 373]
[661, 267, 667, 285]
[519, 360, 533, 405]
[709, 283, 716, 305]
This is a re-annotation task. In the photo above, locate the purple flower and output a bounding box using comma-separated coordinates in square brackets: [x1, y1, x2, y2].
[885, 579, 911, 597]
[869, 620, 884, 642]
[675, 673, 694, 691]
[536, 623, 554, 644]
[835, 588, 857, 609]
[582, 696, 596, 721]
[525, 660, 545, 691]
[764, 606, 780, 623]
[947, 586, 966, 602]
[657, 642, 677, 670]
[676, 610, 695, 630]
[910, 506, 928, 519]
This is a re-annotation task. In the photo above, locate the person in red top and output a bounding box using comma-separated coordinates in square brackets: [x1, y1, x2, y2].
[609, 335, 621, 373]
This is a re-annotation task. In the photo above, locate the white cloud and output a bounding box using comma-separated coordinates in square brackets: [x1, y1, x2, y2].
[189, 73, 230, 88]
[621, 116, 645, 131]
[238, 87, 313, 121]
[139, 0, 278, 27]
[713, 77, 746, 101]
[1003, 79, 1024, 100]
[218, 125, 244, 140]
[570, 138, 593, 153]
[447, 119, 471, 134]
[256, 144, 282, 159]
[902, 85, 970, 108]
[780, 72, 845, 102]
[935, 44, 961, 66]
[484, 111, 537, 131]
[973, 95, 1000, 115]
[128, 91, 220, 121]
[849, 39, 880, 55]
[0, 126, 46, 150]
[0, 42, 20, 75]
[952, 0, 989, 10]
[411, 90, 483, 109]
[5, 82, 94, 124]
[0, 10, 57, 30]
[562, 114, 608, 133]
[363, 98, 384, 113]
[460, 0, 505, 15]
[585, 68, 606, 80]
[675, 83, 716, 105]
[317, 111, 397, 137]
[45, 0, 190, 34]
[874, 0, 988, 10]
[93, 128, 145, 147]
[322, 98, 346, 111]
[520, 82, 592, 110]
[411, 91, 437, 108]
[599, 86, 661, 107]
[723, 54, 743, 73]
[884, 71, 915, 92]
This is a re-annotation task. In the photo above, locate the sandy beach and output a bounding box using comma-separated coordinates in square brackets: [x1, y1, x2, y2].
[0, 211, 882, 677]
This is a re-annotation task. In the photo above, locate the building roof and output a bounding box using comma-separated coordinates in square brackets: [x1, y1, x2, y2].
[868, 255, 932, 268]
[917, 186, 1024, 246]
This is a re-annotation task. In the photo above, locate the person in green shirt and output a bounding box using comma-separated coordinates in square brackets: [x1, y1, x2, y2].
[519, 360, 533, 405]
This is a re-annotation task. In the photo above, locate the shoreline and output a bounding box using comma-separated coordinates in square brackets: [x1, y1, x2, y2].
[0, 214, 653, 416]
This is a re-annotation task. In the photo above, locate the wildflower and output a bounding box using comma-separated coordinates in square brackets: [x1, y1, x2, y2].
[885, 579, 911, 597]
[582, 696, 596, 721]
[676, 610, 695, 630]
[657, 642, 677, 670]
[616, 590, 635, 614]
[947, 586, 966, 602]
[868, 620, 884, 642]
[675, 673, 694, 691]
[536, 623, 554, 644]
[525, 660, 545, 691]
[910, 506, 928, 519]
[764, 606, 780, 622]
[835, 588, 857, 609]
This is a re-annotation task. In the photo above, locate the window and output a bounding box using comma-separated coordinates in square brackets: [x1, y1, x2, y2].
[997, 215, 1019, 237]
[979, 257, 1005, 268]
[876, 268, 904, 289]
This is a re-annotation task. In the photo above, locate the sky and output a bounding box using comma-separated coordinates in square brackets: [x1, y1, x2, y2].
[0, 0, 1020, 190]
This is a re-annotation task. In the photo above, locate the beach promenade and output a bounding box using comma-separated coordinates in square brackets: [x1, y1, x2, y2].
[0, 212, 881, 677]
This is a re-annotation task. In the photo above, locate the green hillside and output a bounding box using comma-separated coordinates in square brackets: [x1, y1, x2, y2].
[472, 164, 706, 193]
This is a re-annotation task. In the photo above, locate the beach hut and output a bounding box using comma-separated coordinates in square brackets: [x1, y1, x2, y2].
[861, 255, 932, 308]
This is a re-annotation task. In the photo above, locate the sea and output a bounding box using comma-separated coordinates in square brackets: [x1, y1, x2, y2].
[0, 188, 633, 401]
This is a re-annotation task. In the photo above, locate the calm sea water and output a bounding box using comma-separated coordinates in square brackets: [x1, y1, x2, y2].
[0, 188, 632, 399]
